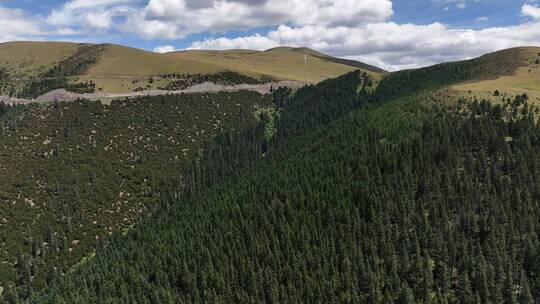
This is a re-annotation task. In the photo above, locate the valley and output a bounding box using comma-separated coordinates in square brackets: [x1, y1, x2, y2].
[1, 0, 540, 302]
[24, 49, 540, 303]
[0, 42, 539, 303]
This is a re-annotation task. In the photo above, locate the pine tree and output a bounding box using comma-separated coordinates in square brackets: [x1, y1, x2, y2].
[398, 282, 416, 304]
[518, 273, 534, 304]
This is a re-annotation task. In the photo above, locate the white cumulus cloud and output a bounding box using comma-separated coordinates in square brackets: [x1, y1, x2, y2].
[127, 0, 393, 39]
[2, 0, 540, 71]
[522, 4, 540, 20]
[153, 45, 177, 53]
[188, 18, 540, 71]
[0, 7, 46, 42]
[47, 0, 136, 30]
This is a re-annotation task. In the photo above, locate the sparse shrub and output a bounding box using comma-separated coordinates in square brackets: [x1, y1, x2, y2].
[161, 71, 263, 91]
[66, 81, 96, 94]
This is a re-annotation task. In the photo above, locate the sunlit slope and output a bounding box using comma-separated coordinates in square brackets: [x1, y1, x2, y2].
[79, 44, 385, 92]
[0, 42, 384, 93]
[83, 44, 226, 92]
[452, 47, 540, 102]
[87, 45, 384, 82]
[86, 44, 223, 76]
[0, 41, 80, 76]
[373, 46, 540, 104]
[168, 46, 384, 83]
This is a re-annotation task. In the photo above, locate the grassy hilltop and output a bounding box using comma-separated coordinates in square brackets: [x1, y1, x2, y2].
[167, 47, 384, 83]
[0, 42, 81, 77]
[452, 47, 540, 102]
[0, 42, 384, 95]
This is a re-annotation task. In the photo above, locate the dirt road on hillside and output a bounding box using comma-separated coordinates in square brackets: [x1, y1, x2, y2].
[0, 81, 306, 105]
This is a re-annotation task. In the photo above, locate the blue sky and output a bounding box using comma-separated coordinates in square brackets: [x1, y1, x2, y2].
[393, 0, 523, 28]
[0, 0, 539, 69]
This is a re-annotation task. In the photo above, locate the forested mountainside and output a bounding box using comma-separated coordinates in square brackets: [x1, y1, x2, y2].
[0, 70, 370, 301]
[25, 71, 540, 304]
[0, 91, 270, 297]
[1, 46, 539, 303]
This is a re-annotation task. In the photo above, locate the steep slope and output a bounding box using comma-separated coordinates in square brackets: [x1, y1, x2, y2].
[28, 70, 540, 303]
[4, 45, 540, 303]
[0, 91, 270, 297]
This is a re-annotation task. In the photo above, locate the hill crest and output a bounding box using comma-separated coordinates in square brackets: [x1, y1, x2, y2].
[0, 42, 383, 88]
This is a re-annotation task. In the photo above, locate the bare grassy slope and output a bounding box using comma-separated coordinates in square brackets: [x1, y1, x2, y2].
[169, 46, 383, 83]
[0, 41, 81, 76]
[86, 44, 222, 76]
[83, 44, 227, 92]
[0, 42, 382, 93]
[452, 47, 540, 102]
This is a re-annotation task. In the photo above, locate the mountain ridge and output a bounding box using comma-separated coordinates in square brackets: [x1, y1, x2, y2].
[0, 41, 383, 93]
[1, 42, 538, 104]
